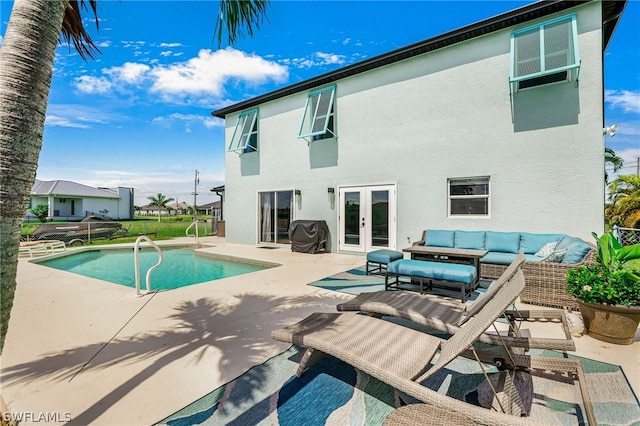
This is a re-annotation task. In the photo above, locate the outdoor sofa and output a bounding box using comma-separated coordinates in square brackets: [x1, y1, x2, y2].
[415, 229, 595, 309]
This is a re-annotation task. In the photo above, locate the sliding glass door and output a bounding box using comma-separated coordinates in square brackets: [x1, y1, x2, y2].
[259, 191, 293, 244]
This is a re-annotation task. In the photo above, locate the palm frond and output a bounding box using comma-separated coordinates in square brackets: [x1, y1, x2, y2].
[60, 0, 101, 61]
[214, 0, 269, 47]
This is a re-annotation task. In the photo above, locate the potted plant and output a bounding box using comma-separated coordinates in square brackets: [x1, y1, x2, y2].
[566, 232, 640, 344]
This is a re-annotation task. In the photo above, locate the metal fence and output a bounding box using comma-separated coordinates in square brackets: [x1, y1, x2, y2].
[613, 225, 640, 246]
[22, 221, 126, 245]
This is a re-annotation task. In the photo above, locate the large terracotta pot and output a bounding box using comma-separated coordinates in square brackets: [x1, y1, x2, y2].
[577, 299, 640, 345]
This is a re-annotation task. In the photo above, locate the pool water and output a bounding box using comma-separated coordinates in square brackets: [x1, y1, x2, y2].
[38, 248, 269, 291]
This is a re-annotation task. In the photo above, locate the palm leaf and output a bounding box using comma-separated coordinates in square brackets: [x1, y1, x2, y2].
[214, 0, 269, 46]
[60, 0, 101, 60]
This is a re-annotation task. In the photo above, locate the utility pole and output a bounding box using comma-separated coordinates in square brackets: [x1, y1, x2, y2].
[193, 169, 199, 219]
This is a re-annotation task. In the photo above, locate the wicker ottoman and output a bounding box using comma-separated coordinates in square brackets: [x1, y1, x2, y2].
[366, 249, 404, 275]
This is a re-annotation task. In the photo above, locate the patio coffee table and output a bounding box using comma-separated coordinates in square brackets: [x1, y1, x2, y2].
[402, 246, 487, 289]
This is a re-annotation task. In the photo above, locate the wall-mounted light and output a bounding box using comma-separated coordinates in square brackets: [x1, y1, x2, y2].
[327, 187, 335, 194]
[603, 124, 619, 137]
[295, 189, 301, 196]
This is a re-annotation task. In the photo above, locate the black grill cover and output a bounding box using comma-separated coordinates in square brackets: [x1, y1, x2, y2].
[288, 220, 329, 253]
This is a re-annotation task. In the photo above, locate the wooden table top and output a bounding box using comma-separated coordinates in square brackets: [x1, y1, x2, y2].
[402, 245, 487, 259]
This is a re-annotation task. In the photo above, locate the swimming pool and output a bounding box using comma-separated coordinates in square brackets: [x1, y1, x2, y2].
[36, 248, 275, 291]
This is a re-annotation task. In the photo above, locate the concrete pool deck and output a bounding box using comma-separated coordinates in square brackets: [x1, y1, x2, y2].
[1, 236, 638, 425]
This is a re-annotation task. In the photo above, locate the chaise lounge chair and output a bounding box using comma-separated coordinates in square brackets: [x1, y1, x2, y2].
[272, 269, 596, 425]
[336, 253, 575, 352]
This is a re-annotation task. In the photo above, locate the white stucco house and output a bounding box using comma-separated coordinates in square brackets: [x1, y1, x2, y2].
[28, 180, 134, 220]
[212, 0, 626, 254]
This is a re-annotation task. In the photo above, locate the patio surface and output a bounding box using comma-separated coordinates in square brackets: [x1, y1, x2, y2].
[1, 236, 638, 425]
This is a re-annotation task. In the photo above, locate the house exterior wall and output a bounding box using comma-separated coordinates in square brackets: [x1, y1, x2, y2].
[222, 2, 604, 250]
[28, 188, 134, 220]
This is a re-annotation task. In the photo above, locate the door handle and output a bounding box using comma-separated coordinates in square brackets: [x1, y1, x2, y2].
[361, 218, 365, 228]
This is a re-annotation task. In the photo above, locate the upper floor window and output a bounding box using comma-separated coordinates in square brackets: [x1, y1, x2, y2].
[298, 86, 336, 142]
[228, 109, 258, 154]
[510, 14, 579, 90]
[448, 177, 490, 217]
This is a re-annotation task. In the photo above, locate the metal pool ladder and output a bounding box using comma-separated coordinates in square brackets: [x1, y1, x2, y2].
[134, 235, 163, 296]
[185, 220, 201, 246]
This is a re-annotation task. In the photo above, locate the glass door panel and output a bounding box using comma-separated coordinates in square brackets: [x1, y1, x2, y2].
[259, 191, 293, 244]
[276, 191, 292, 244]
[340, 190, 363, 250]
[370, 190, 389, 248]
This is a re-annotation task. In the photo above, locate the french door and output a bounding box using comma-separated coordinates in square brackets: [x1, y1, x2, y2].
[338, 185, 396, 252]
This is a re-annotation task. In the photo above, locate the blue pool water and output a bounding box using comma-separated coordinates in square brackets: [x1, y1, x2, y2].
[38, 248, 269, 290]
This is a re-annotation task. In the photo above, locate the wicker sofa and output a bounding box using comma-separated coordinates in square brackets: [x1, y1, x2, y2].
[414, 230, 596, 309]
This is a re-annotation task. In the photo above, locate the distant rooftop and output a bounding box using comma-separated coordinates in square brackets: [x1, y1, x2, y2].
[31, 179, 121, 199]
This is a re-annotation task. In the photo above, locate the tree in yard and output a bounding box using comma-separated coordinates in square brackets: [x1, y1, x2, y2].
[147, 193, 175, 222]
[605, 146, 624, 184]
[606, 174, 640, 228]
[0, 0, 269, 354]
[29, 204, 50, 223]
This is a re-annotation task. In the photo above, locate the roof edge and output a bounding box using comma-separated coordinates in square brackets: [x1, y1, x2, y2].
[212, 0, 624, 119]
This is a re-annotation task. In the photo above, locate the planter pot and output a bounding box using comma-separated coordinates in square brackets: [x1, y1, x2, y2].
[577, 299, 640, 345]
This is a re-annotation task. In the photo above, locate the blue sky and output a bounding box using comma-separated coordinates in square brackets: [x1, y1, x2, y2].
[1, 0, 639, 206]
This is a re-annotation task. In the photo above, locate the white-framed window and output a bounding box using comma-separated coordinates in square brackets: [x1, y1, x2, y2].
[448, 177, 490, 217]
[510, 14, 579, 90]
[298, 86, 335, 142]
[228, 109, 258, 154]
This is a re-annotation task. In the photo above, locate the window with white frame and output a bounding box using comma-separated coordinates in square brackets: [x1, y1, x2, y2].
[448, 177, 490, 216]
[510, 14, 579, 90]
[228, 109, 258, 154]
[298, 86, 335, 141]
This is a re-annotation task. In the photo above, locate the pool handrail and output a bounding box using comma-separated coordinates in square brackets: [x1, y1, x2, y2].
[185, 220, 200, 246]
[134, 235, 163, 296]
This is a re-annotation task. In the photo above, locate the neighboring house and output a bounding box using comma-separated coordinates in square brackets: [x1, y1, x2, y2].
[197, 201, 222, 220]
[29, 180, 134, 220]
[212, 1, 625, 254]
[139, 204, 168, 216]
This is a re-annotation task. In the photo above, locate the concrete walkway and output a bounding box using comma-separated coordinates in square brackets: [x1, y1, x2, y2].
[1, 236, 638, 425]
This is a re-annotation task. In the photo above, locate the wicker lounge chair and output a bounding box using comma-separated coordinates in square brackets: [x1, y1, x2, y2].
[272, 269, 595, 425]
[337, 253, 575, 352]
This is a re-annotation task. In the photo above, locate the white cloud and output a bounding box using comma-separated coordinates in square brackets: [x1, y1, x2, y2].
[45, 104, 112, 128]
[73, 47, 287, 103]
[121, 40, 146, 49]
[152, 113, 223, 130]
[281, 51, 346, 69]
[605, 90, 640, 114]
[45, 115, 90, 129]
[74, 75, 112, 94]
[104, 62, 150, 84]
[96, 40, 111, 48]
[316, 51, 345, 65]
[159, 43, 183, 48]
[150, 48, 288, 96]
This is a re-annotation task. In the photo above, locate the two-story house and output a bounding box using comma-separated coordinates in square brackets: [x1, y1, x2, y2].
[212, 0, 625, 254]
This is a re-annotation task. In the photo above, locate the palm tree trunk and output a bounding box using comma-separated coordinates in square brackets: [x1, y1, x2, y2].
[0, 0, 66, 353]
